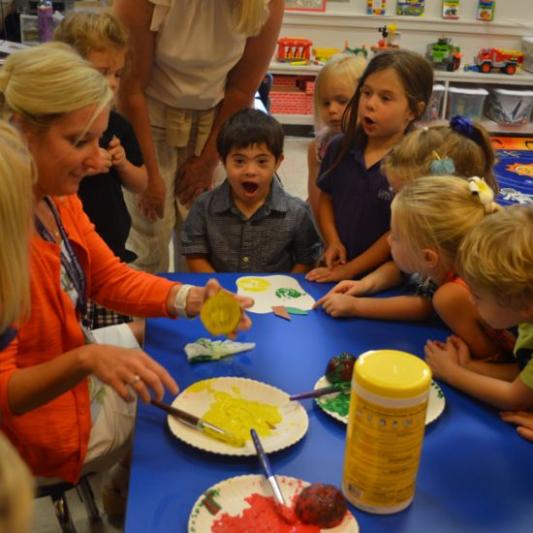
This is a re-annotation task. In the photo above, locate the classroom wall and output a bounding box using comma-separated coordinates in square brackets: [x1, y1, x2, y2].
[280, 0, 533, 65]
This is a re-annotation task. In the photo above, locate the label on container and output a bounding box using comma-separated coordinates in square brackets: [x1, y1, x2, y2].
[343, 390, 428, 511]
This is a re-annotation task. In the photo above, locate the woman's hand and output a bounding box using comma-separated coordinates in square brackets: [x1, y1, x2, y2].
[86, 345, 179, 403]
[138, 173, 166, 220]
[185, 279, 253, 336]
[175, 155, 217, 207]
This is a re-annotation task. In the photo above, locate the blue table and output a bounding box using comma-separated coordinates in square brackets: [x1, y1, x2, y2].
[125, 274, 533, 533]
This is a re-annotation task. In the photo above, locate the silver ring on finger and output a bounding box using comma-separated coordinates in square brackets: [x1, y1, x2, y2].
[129, 374, 141, 387]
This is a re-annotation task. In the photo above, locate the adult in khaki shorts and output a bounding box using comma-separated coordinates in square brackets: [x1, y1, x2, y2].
[114, 0, 284, 273]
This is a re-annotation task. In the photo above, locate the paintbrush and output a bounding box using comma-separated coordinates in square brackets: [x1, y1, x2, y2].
[250, 429, 296, 524]
[289, 382, 349, 401]
[151, 399, 245, 447]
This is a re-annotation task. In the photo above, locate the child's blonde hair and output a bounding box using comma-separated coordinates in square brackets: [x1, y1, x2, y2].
[313, 54, 367, 130]
[0, 433, 34, 533]
[382, 122, 498, 192]
[458, 205, 533, 310]
[233, 0, 270, 36]
[0, 122, 35, 333]
[392, 175, 500, 262]
[54, 11, 128, 57]
[0, 42, 112, 135]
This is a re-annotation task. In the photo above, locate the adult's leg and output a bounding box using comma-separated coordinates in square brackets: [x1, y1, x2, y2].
[124, 98, 178, 274]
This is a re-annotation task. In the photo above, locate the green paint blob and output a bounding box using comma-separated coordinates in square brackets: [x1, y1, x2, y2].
[275, 287, 304, 299]
[317, 391, 350, 417]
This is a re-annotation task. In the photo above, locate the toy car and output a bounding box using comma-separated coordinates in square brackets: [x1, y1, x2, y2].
[473, 48, 525, 75]
[426, 37, 461, 71]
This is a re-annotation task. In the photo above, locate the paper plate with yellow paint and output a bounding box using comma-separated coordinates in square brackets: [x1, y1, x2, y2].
[188, 475, 359, 533]
[236, 275, 315, 314]
[313, 376, 446, 426]
[168, 377, 309, 456]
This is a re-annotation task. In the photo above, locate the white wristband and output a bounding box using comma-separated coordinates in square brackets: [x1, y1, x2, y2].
[174, 284, 194, 318]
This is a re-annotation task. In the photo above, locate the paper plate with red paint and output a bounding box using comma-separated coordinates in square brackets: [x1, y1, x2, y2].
[168, 377, 308, 456]
[188, 474, 359, 533]
[313, 376, 446, 425]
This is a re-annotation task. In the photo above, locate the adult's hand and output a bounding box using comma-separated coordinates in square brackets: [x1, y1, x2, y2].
[87, 345, 179, 403]
[175, 154, 217, 207]
[185, 278, 254, 336]
[138, 173, 166, 220]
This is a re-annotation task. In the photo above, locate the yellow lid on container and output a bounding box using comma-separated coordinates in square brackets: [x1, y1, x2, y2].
[355, 350, 431, 398]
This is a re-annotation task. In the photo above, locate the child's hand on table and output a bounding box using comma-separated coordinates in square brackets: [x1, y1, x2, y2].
[306, 263, 352, 283]
[425, 335, 471, 379]
[314, 293, 359, 317]
[500, 411, 533, 442]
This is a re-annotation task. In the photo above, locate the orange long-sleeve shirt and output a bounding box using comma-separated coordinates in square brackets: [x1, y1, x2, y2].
[0, 195, 178, 482]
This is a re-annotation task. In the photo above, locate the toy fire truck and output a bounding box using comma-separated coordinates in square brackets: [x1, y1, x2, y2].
[467, 48, 525, 75]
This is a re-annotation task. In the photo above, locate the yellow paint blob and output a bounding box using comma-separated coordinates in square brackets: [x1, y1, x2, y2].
[200, 388, 282, 443]
[236, 277, 271, 293]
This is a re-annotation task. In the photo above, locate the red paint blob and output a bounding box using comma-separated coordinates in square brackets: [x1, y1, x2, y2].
[211, 493, 321, 533]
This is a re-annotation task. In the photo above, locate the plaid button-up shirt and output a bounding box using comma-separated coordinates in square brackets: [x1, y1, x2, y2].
[181, 178, 322, 272]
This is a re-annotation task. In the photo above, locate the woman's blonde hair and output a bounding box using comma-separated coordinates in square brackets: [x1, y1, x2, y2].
[0, 433, 34, 533]
[392, 175, 500, 262]
[458, 205, 533, 310]
[0, 42, 112, 136]
[313, 54, 367, 131]
[233, 0, 270, 36]
[0, 122, 35, 333]
[54, 10, 128, 58]
[382, 122, 498, 192]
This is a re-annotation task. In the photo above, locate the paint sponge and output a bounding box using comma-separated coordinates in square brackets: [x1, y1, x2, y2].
[295, 483, 347, 528]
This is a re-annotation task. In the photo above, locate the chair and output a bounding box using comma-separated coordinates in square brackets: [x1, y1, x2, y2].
[36, 474, 101, 533]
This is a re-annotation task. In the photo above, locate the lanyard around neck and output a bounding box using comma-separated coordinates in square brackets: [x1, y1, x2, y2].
[35, 197, 88, 325]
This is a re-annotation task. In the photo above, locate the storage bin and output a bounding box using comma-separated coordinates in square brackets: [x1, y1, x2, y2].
[484, 88, 533, 125]
[446, 86, 488, 120]
[421, 84, 445, 121]
[522, 37, 533, 74]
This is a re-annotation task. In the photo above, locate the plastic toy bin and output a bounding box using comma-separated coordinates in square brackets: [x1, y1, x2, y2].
[421, 84, 445, 121]
[446, 86, 488, 120]
[484, 88, 533, 125]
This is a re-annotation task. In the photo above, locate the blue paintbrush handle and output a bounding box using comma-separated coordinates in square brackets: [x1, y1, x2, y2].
[250, 428, 273, 477]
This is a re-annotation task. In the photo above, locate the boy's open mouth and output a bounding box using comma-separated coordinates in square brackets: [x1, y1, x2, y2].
[242, 181, 259, 194]
[363, 116, 376, 127]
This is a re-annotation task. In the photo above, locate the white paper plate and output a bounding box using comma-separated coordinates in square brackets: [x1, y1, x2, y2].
[188, 474, 359, 533]
[168, 377, 308, 456]
[314, 376, 445, 426]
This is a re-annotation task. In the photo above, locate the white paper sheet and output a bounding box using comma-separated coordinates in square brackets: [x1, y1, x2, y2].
[235, 275, 315, 314]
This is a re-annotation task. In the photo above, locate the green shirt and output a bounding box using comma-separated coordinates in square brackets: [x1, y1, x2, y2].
[516, 323, 533, 389]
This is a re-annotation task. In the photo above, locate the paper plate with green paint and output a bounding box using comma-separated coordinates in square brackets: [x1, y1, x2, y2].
[188, 474, 359, 533]
[313, 376, 446, 426]
[168, 377, 308, 456]
[236, 275, 315, 314]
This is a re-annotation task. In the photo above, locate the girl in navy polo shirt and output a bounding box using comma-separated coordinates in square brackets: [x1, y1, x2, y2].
[307, 50, 433, 283]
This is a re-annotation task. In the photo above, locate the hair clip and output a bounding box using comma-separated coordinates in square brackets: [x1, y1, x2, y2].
[430, 151, 455, 176]
[468, 176, 495, 213]
[450, 115, 475, 140]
